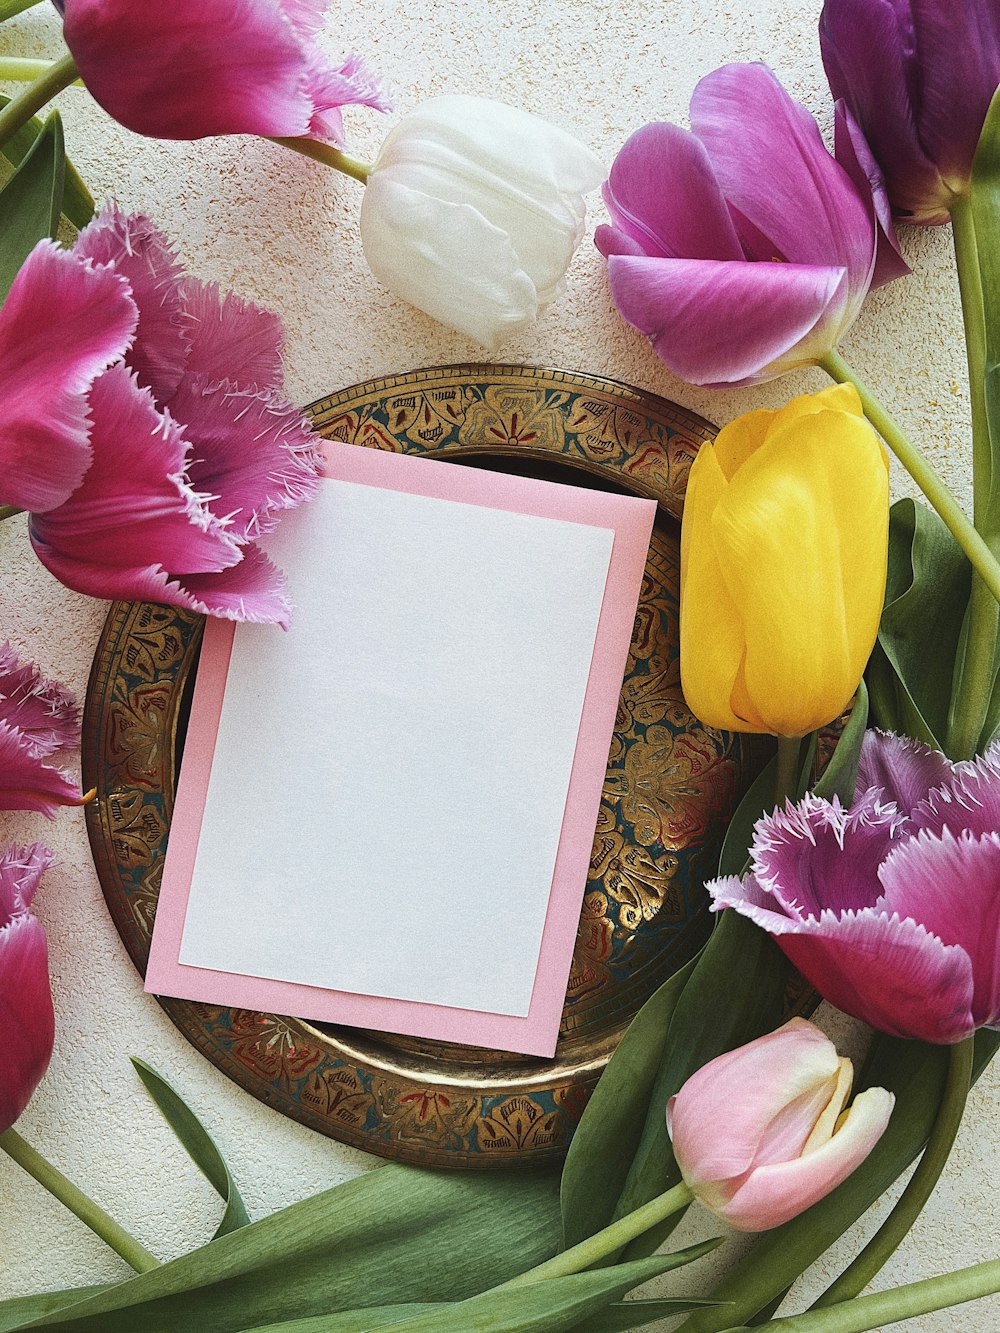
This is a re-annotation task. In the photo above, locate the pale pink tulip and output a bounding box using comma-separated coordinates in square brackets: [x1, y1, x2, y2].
[0, 845, 56, 1134]
[0, 208, 322, 626]
[55, 0, 388, 143]
[0, 644, 84, 816]
[667, 1018, 894, 1231]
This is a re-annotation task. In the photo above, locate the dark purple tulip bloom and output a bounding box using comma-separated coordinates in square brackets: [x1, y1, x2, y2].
[596, 63, 907, 387]
[821, 0, 1000, 224]
[709, 730, 1000, 1044]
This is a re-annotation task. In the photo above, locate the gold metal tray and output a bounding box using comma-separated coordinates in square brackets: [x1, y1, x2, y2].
[83, 363, 749, 1169]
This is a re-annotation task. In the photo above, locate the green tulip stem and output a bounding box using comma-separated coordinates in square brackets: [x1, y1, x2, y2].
[0, 52, 78, 150]
[268, 136, 373, 184]
[0, 0, 46, 21]
[0, 58, 77, 83]
[946, 193, 999, 759]
[819, 350, 1000, 607]
[0, 1127, 160, 1273]
[501, 1181, 696, 1288]
[721, 1255, 1000, 1333]
[809, 1035, 974, 1310]
[774, 736, 801, 808]
[0, 504, 24, 521]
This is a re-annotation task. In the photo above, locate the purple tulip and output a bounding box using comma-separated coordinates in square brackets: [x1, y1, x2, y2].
[668, 1019, 894, 1231]
[709, 730, 1000, 1044]
[0, 207, 322, 626]
[56, 0, 389, 143]
[595, 63, 908, 387]
[0, 644, 84, 816]
[0, 845, 55, 1134]
[821, 0, 1000, 224]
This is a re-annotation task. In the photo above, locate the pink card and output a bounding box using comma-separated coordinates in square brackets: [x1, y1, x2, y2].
[146, 440, 655, 1057]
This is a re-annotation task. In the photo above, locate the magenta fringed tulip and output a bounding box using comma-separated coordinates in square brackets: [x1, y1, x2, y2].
[667, 1019, 894, 1231]
[821, 0, 1000, 224]
[0, 207, 322, 626]
[55, 0, 389, 143]
[710, 730, 1000, 1044]
[0, 845, 56, 1134]
[0, 644, 84, 816]
[595, 63, 908, 387]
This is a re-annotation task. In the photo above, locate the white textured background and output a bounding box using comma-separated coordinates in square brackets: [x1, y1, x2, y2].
[1, 2, 997, 1330]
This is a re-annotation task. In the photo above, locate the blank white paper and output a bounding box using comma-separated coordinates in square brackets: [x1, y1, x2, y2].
[178, 478, 614, 1016]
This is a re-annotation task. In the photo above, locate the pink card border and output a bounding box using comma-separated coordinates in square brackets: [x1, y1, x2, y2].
[145, 439, 656, 1057]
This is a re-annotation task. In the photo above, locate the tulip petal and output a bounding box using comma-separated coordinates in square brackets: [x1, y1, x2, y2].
[711, 883, 976, 1043]
[361, 176, 541, 348]
[0, 240, 136, 513]
[169, 377, 321, 543]
[0, 643, 79, 758]
[605, 254, 849, 388]
[711, 407, 889, 734]
[680, 442, 751, 731]
[61, 0, 316, 139]
[599, 122, 743, 261]
[717, 1085, 894, 1230]
[820, 0, 950, 222]
[752, 790, 904, 916]
[690, 63, 875, 292]
[911, 744, 1000, 842]
[31, 363, 241, 577]
[306, 53, 392, 143]
[667, 1019, 841, 1183]
[857, 728, 955, 817]
[0, 724, 81, 817]
[175, 279, 285, 393]
[833, 101, 911, 289]
[879, 827, 1000, 1029]
[0, 845, 55, 1134]
[74, 206, 192, 402]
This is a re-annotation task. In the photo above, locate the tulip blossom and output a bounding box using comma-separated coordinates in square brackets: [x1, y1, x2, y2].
[667, 1019, 894, 1231]
[680, 383, 889, 736]
[54, 0, 389, 143]
[821, 0, 1000, 224]
[0, 207, 321, 626]
[595, 62, 908, 386]
[0, 644, 84, 816]
[709, 730, 1000, 1044]
[359, 95, 605, 348]
[0, 845, 56, 1134]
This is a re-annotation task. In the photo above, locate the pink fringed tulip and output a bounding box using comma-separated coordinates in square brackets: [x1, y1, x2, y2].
[595, 63, 908, 387]
[821, 0, 1000, 224]
[0, 207, 322, 626]
[0, 644, 84, 816]
[667, 1019, 894, 1231]
[0, 845, 56, 1134]
[55, 0, 389, 143]
[710, 730, 1000, 1044]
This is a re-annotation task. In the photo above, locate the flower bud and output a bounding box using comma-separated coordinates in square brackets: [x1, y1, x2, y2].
[0, 845, 56, 1134]
[667, 1019, 894, 1231]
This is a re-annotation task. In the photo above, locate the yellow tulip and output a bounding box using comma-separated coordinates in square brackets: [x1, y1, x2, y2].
[680, 383, 889, 737]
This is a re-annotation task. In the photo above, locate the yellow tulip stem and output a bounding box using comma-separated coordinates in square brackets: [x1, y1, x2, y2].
[267, 136, 372, 184]
[0, 52, 78, 151]
[947, 194, 998, 759]
[820, 350, 1000, 608]
[0, 1127, 160, 1273]
[808, 1034, 974, 1310]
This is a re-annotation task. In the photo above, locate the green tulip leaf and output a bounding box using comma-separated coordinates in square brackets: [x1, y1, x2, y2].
[573, 1297, 723, 1332]
[0, 1292, 111, 1333]
[7, 1166, 561, 1331]
[0, 0, 45, 19]
[560, 958, 696, 1249]
[971, 82, 1000, 529]
[0, 94, 92, 231]
[0, 110, 64, 302]
[668, 1029, 1000, 1332]
[131, 1059, 250, 1238]
[812, 682, 868, 806]
[865, 498, 971, 748]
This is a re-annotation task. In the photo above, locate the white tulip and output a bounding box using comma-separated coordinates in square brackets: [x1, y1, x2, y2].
[359, 95, 606, 349]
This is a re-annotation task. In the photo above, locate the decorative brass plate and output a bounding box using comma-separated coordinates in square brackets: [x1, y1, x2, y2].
[84, 363, 749, 1169]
